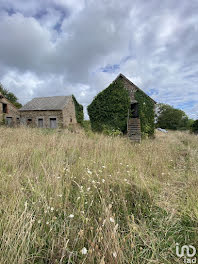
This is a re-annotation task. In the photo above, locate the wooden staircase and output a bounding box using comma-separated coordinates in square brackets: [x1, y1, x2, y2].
[127, 118, 141, 143]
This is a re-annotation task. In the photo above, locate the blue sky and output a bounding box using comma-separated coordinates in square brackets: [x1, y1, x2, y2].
[0, 0, 197, 119]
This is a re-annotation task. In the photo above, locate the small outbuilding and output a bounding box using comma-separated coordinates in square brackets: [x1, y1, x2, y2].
[20, 95, 83, 128]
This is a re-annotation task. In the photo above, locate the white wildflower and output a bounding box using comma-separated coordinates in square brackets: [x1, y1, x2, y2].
[68, 214, 74, 218]
[87, 187, 90, 191]
[50, 207, 54, 212]
[46, 221, 49, 225]
[110, 217, 115, 223]
[113, 252, 117, 258]
[102, 165, 106, 168]
[102, 179, 105, 183]
[81, 247, 88, 255]
[87, 169, 92, 175]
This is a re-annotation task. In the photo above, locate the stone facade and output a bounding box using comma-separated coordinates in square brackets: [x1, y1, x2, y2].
[20, 96, 77, 129]
[62, 96, 77, 127]
[0, 93, 20, 126]
[117, 74, 137, 102]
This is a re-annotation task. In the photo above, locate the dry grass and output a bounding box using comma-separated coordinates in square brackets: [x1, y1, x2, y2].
[0, 127, 198, 263]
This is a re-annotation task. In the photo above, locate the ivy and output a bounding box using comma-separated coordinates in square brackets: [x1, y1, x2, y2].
[88, 79, 155, 136]
[134, 89, 155, 136]
[72, 95, 84, 125]
[87, 80, 130, 133]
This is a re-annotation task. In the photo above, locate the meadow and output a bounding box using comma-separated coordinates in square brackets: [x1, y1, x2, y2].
[0, 127, 198, 264]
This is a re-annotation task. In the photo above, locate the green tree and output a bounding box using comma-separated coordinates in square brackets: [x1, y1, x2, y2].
[191, 120, 198, 134]
[156, 103, 190, 130]
[0, 83, 22, 108]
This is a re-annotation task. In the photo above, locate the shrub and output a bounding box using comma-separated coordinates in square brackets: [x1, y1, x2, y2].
[191, 120, 198, 134]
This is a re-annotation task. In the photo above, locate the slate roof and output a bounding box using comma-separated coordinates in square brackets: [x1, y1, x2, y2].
[20, 96, 72, 111]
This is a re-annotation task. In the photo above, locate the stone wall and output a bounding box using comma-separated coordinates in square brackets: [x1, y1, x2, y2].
[0, 95, 20, 126]
[119, 76, 137, 102]
[62, 97, 77, 127]
[20, 110, 63, 128]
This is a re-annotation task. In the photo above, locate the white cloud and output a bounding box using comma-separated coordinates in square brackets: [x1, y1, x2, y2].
[0, 0, 197, 119]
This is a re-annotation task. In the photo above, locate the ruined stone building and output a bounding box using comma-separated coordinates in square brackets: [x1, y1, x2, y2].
[19, 95, 78, 128]
[0, 92, 20, 126]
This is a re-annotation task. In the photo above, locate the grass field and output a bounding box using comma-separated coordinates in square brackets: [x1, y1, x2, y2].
[0, 127, 198, 263]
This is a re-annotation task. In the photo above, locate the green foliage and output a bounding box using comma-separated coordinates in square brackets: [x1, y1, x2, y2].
[72, 95, 84, 125]
[134, 89, 155, 136]
[191, 120, 198, 134]
[102, 125, 123, 137]
[0, 83, 22, 108]
[87, 80, 130, 133]
[156, 103, 190, 130]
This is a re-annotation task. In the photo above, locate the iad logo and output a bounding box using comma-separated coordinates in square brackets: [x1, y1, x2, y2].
[176, 243, 196, 263]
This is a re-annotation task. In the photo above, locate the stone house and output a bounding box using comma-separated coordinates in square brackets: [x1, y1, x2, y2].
[0, 92, 20, 126]
[19, 95, 78, 128]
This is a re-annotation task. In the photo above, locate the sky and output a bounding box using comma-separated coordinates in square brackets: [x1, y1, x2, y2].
[0, 0, 198, 119]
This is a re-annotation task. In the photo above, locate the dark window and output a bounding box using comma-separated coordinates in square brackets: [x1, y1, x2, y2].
[70, 118, 72, 123]
[38, 118, 44, 128]
[50, 118, 57, 128]
[16, 117, 20, 123]
[27, 118, 32, 126]
[3, 103, 8, 113]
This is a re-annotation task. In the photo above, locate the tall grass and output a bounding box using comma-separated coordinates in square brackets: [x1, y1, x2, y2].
[0, 127, 198, 263]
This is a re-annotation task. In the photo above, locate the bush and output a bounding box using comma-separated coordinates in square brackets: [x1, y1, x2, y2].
[191, 120, 198, 134]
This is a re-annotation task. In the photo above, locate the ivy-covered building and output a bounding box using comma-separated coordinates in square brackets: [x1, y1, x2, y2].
[88, 73, 156, 142]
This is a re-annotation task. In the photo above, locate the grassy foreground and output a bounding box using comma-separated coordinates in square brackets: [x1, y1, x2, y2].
[0, 127, 198, 264]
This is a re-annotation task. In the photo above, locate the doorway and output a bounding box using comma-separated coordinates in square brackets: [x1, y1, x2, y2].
[131, 103, 139, 118]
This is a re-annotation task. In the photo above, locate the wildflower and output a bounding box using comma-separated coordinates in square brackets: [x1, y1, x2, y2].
[87, 169, 92, 175]
[50, 207, 54, 212]
[113, 252, 117, 258]
[102, 165, 106, 169]
[110, 217, 115, 223]
[102, 179, 105, 183]
[81, 247, 88, 255]
[92, 180, 95, 184]
[87, 187, 90, 191]
[77, 196, 80, 201]
[46, 221, 49, 225]
[58, 194, 62, 197]
[69, 214, 74, 218]
[38, 220, 41, 224]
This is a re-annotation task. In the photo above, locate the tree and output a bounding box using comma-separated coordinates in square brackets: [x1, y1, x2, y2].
[0, 83, 22, 108]
[191, 120, 198, 134]
[156, 103, 190, 130]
